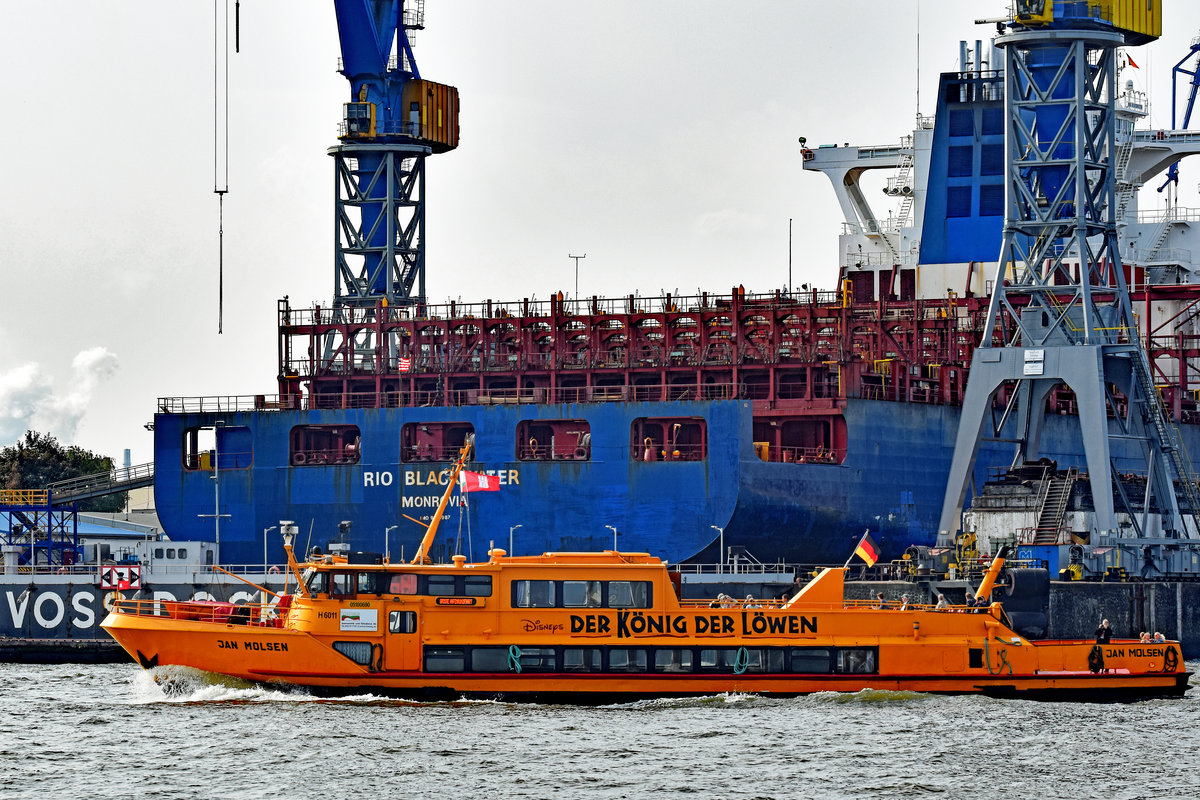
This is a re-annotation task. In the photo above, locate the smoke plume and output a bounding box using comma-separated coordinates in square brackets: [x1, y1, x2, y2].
[0, 347, 119, 446]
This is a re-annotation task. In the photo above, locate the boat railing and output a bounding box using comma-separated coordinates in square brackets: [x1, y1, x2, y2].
[280, 287, 855, 327]
[112, 598, 284, 626]
[3, 562, 291, 578]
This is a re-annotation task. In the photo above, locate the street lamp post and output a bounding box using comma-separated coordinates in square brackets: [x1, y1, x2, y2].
[196, 421, 229, 564]
[509, 524, 523, 556]
[710, 525, 724, 574]
[385, 525, 398, 563]
[568, 253, 586, 313]
[605, 525, 617, 551]
[263, 526, 277, 576]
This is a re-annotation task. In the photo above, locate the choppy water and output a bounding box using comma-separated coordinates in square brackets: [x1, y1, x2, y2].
[1, 662, 1198, 800]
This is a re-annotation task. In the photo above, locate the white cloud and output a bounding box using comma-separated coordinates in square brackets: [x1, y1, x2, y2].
[0, 348, 119, 447]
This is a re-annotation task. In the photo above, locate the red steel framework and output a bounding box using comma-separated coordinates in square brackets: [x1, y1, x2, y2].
[268, 283, 1200, 463]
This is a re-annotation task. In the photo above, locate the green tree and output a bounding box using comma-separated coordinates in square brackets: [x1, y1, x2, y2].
[0, 431, 128, 512]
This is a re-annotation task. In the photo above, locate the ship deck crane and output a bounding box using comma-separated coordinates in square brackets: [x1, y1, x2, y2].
[1158, 33, 1200, 191]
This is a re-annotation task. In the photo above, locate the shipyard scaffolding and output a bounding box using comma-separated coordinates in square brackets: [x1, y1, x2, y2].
[0, 490, 80, 571]
[938, 2, 1200, 577]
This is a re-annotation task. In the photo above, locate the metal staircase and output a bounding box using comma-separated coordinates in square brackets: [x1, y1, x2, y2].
[1129, 352, 1200, 532]
[1142, 207, 1176, 262]
[1032, 468, 1078, 544]
[1113, 137, 1136, 221]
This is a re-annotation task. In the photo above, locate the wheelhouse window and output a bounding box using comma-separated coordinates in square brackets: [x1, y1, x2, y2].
[330, 572, 355, 597]
[289, 424, 360, 467]
[516, 420, 591, 460]
[401, 422, 475, 462]
[304, 570, 329, 595]
[631, 417, 706, 462]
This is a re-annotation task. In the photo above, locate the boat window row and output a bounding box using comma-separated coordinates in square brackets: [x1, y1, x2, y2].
[153, 547, 189, 560]
[511, 579, 652, 609]
[304, 570, 493, 598]
[422, 646, 878, 675]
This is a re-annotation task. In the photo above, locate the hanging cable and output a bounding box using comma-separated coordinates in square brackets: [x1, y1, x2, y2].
[214, 0, 231, 334]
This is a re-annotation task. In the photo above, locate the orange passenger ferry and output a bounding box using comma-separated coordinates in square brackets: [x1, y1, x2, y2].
[102, 449, 1191, 702]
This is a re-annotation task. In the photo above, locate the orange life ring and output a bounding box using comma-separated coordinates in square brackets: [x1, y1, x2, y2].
[268, 566, 281, 575]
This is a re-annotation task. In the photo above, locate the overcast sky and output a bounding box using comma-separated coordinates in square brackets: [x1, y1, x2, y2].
[2, 0, 1198, 467]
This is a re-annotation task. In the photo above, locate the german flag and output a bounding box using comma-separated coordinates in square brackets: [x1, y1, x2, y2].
[853, 531, 880, 567]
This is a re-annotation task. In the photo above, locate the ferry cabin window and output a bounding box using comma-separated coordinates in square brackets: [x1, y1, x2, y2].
[470, 647, 510, 672]
[607, 581, 651, 609]
[517, 647, 557, 672]
[154, 548, 164, 559]
[608, 649, 648, 672]
[563, 580, 602, 608]
[789, 648, 834, 674]
[837, 648, 878, 674]
[699, 649, 784, 673]
[563, 648, 602, 672]
[426, 575, 456, 596]
[289, 424, 361, 467]
[388, 573, 418, 595]
[178, 548, 187, 559]
[513, 580, 557, 608]
[425, 647, 466, 672]
[463, 576, 493, 597]
[653, 649, 693, 673]
[388, 611, 417, 634]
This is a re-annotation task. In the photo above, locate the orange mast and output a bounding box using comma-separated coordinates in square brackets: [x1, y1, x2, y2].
[410, 441, 474, 564]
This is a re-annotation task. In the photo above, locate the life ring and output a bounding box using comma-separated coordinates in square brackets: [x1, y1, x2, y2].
[268, 566, 281, 575]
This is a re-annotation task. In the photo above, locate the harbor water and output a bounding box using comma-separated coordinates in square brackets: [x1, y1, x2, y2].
[1, 663, 1198, 799]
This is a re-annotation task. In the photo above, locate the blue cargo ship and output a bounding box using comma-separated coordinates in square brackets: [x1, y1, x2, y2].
[149, 10, 1200, 568]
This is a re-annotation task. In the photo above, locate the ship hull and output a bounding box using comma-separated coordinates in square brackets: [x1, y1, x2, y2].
[153, 398, 1200, 566]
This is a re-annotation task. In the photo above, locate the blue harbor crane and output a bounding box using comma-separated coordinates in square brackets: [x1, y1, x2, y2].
[939, 1, 1200, 548]
[331, 0, 459, 308]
